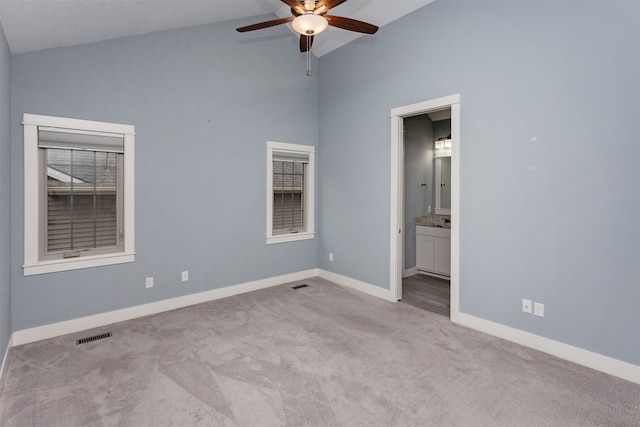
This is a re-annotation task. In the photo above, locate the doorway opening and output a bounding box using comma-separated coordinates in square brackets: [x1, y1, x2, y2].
[389, 94, 461, 322]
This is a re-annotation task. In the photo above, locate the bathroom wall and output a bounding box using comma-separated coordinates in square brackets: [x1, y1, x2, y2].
[433, 120, 451, 140]
[403, 117, 451, 271]
[403, 115, 433, 271]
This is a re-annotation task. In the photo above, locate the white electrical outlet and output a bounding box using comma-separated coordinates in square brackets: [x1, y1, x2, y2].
[182, 271, 189, 282]
[534, 302, 544, 317]
[329, 253, 333, 262]
[522, 299, 532, 314]
[145, 277, 154, 288]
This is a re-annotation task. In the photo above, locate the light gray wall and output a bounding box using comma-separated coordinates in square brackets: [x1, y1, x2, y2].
[0, 21, 11, 362]
[10, 16, 319, 330]
[5, 0, 639, 368]
[318, 0, 639, 365]
[403, 115, 433, 270]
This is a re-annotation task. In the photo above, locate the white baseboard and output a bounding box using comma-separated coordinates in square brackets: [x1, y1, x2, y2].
[452, 312, 640, 385]
[416, 270, 450, 280]
[8, 268, 638, 386]
[318, 269, 394, 302]
[0, 334, 13, 386]
[403, 267, 418, 278]
[11, 269, 317, 347]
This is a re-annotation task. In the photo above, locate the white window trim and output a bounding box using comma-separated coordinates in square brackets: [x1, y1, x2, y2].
[22, 113, 135, 276]
[266, 141, 315, 245]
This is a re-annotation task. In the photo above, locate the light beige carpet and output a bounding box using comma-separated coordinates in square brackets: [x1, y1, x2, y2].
[0, 277, 638, 426]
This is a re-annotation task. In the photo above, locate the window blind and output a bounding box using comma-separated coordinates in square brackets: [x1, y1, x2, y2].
[272, 159, 305, 233]
[47, 193, 117, 252]
[45, 148, 120, 254]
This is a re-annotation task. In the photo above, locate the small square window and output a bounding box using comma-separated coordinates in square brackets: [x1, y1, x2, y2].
[266, 141, 315, 244]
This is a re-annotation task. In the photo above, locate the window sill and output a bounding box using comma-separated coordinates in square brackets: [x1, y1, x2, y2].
[23, 252, 135, 276]
[266, 232, 315, 245]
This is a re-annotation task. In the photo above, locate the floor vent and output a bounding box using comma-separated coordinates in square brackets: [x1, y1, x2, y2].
[291, 284, 309, 290]
[76, 332, 112, 345]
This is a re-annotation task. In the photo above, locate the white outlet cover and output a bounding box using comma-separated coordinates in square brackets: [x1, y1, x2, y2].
[522, 299, 532, 314]
[534, 302, 544, 317]
[182, 271, 189, 282]
[145, 277, 154, 288]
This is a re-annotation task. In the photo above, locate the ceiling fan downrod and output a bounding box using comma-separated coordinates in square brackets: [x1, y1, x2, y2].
[306, 42, 312, 76]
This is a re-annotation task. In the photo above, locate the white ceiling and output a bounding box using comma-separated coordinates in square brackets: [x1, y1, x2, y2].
[0, 0, 434, 57]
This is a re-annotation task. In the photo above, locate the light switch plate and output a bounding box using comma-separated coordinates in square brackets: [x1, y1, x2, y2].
[534, 302, 544, 317]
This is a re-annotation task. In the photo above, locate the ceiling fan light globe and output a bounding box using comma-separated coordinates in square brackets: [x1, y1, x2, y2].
[292, 14, 328, 35]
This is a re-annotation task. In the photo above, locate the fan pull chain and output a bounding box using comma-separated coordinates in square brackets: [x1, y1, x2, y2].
[306, 36, 312, 76]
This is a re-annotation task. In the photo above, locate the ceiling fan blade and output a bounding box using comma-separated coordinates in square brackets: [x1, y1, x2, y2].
[325, 15, 378, 34]
[314, 0, 348, 14]
[281, 0, 306, 15]
[236, 16, 294, 32]
[300, 35, 314, 52]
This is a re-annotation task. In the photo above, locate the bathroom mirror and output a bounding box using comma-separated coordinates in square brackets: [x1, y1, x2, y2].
[435, 156, 451, 215]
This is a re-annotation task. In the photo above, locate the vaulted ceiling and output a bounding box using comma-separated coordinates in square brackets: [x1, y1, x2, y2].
[0, 0, 434, 56]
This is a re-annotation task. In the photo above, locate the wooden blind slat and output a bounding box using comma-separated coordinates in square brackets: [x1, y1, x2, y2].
[46, 167, 118, 252]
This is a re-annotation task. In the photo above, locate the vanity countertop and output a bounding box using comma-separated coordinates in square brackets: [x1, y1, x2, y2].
[415, 215, 451, 229]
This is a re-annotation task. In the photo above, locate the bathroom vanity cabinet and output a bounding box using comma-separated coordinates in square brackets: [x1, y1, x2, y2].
[416, 225, 451, 277]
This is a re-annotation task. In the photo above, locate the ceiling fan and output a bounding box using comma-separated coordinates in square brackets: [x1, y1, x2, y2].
[236, 0, 378, 74]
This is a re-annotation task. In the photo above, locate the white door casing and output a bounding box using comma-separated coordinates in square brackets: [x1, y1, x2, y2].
[389, 94, 460, 322]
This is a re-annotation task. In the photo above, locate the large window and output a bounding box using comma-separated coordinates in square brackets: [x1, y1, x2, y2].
[23, 114, 135, 275]
[266, 141, 315, 244]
